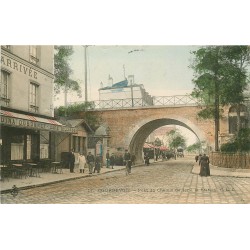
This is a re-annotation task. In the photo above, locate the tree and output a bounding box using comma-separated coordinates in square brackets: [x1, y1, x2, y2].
[186, 141, 206, 153]
[154, 137, 162, 147]
[54, 46, 81, 105]
[190, 46, 250, 151]
[220, 128, 250, 152]
[166, 129, 186, 150]
[55, 102, 101, 130]
[190, 46, 224, 151]
[219, 46, 250, 133]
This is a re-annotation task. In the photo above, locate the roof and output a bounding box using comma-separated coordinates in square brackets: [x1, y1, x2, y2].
[94, 124, 110, 136]
[99, 79, 129, 90]
[112, 79, 128, 88]
[67, 119, 84, 128]
[59, 118, 93, 133]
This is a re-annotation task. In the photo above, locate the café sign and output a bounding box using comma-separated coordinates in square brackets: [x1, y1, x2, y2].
[0, 116, 77, 133]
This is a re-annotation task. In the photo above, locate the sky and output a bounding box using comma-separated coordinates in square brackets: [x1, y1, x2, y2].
[54, 45, 199, 105]
[53, 45, 200, 145]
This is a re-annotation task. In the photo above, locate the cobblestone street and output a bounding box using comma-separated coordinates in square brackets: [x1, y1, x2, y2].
[1, 158, 250, 204]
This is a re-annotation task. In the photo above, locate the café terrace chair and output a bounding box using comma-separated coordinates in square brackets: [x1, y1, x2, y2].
[39, 160, 52, 173]
[14, 162, 29, 179]
[0, 166, 12, 182]
[50, 161, 63, 174]
[57, 161, 63, 174]
[29, 162, 41, 178]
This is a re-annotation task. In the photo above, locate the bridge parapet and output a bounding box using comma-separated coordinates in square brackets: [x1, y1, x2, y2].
[153, 95, 197, 106]
[68, 95, 199, 110]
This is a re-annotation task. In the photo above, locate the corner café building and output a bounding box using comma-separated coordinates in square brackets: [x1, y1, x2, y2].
[0, 109, 76, 164]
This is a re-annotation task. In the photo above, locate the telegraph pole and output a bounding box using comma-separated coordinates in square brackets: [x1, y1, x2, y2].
[84, 45, 88, 102]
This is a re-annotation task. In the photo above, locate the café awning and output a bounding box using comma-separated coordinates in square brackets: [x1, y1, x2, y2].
[160, 146, 168, 151]
[143, 143, 154, 149]
[0, 110, 77, 133]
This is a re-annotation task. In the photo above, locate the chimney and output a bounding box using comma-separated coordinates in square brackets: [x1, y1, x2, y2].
[108, 75, 113, 86]
[128, 75, 134, 85]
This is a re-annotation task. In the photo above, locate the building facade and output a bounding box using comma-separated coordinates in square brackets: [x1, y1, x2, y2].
[0, 45, 75, 164]
[98, 75, 154, 106]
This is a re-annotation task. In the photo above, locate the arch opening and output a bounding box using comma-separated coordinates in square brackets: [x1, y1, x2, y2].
[128, 118, 207, 163]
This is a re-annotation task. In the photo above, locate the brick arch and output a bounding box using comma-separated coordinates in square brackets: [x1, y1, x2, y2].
[125, 116, 208, 163]
[83, 105, 227, 161]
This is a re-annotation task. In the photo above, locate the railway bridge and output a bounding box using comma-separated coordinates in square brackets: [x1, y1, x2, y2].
[74, 95, 229, 163]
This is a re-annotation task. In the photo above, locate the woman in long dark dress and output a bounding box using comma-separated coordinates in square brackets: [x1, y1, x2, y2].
[199, 154, 210, 177]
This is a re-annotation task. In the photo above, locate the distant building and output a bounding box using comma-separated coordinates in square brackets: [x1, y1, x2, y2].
[98, 75, 154, 106]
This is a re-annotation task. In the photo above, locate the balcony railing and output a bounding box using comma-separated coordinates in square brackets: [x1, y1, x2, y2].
[29, 105, 39, 113]
[0, 97, 10, 107]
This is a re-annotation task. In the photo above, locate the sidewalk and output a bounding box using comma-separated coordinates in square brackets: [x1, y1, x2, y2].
[0, 165, 125, 193]
[192, 162, 250, 178]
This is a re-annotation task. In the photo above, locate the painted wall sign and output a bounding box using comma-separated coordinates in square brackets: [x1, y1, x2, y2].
[1, 55, 38, 79]
[0, 116, 77, 133]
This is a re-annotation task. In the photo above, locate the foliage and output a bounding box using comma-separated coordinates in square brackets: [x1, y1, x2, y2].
[166, 129, 186, 149]
[190, 46, 250, 150]
[154, 137, 162, 147]
[186, 141, 202, 153]
[220, 142, 238, 152]
[55, 102, 101, 130]
[195, 106, 224, 120]
[54, 46, 81, 96]
[190, 46, 250, 117]
[220, 128, 250, 152]
[235, 128, 250, 151]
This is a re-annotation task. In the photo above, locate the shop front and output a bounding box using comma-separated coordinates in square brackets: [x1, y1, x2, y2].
[0, 110, 76, 164]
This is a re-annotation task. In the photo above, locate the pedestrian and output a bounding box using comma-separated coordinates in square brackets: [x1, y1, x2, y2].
[78, 152, 86, 173]
[198, 154, 202, 165]
[195, 155, 199, 162]
[110, 153, 115, 169]
[155, 153, 158, 161]
[130, 154, 136, 171]
[69, 148, 75, 173]
[199, 154, 210, 177]
[144, 153, 150, 166]
[124, 149, 131, 174]
[106, 150, 110, 168]
[86, 151, 95, 174]
[94, 154, 102, 173]
[131, 154, 136, 165]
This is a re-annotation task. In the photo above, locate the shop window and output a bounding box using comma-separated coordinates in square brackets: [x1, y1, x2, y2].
[0, 70, 10, 106]
[11, 135, 24, 160]
[40, 131, 49, 159]
[30, 45, 39, 64]
[29, 82, 39, 112]
[26, 135, 32, 160]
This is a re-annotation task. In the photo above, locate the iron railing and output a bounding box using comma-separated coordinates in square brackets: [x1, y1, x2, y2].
[153, 95, 197, 106]
[68, 95, 199, 110]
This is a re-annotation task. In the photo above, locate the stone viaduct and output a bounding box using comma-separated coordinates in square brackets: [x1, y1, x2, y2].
[78, 104, 229, 164]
